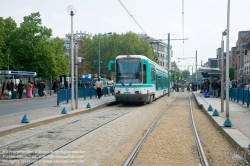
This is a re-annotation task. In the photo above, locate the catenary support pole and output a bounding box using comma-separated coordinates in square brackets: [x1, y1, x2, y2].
[167, 33, 170, 96]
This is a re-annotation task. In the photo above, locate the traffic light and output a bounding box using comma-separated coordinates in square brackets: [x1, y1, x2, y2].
[245, 47, 248, 55]
[201, 71, 209, 78]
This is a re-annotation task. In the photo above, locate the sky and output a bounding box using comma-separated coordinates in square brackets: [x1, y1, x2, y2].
[1, 0, 249, 72]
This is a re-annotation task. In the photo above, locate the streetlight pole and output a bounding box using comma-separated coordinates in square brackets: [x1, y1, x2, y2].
[75, 44, 79, 109]
[221, 30, 227, 113]
[224, 0, 232, 127]
[98, 34, 101, 78]
[167, 33, 170, 96]
[174, 61, 176, 83]
[196, 50, 197, 83]
[67, 5, 77, 110]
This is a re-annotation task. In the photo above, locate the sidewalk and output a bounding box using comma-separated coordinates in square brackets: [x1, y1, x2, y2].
[0, 95, 116, 136]
[193, 91, 250, 160]
[0, 90, 57, 102]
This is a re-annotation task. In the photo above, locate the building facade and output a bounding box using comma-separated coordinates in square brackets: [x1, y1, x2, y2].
[138, 33, 172, 69]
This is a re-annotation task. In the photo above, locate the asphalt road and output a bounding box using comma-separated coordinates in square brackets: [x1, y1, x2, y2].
[0, 97, 57, 116]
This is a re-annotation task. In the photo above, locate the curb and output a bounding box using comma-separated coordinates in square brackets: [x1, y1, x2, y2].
[0, 101, 117, 137]
[192, 93, 250, 162]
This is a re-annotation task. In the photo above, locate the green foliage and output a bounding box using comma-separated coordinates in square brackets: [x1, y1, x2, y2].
[0, 12, 68, 79]
[222, 66, 234, 81]
[192, 71, 196, 81]
[78, 31, 154, 79]
[170, 70, 181, 82]
[229, 66, 234, 81]
[0, 17, 17, 69]
[182, 70, 190, 80]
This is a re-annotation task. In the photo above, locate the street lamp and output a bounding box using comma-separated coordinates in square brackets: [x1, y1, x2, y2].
[224, 0, 232, 127]
[67, 5, 77, 110]
[98, 32, 112, 78]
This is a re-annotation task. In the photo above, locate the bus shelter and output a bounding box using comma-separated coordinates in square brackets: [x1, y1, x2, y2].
[0, 70, 37, 96]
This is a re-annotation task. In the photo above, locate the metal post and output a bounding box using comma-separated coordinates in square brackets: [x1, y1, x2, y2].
[196, 50, 197, 83]
[224, 0, 232, 127]
[221, 35, 224, 113]
[167, 33, 170, 96]
[8, 52, 9, 80]
[70, 11, 74, 110]
[192, 66, 193, 82]
[174, 61, 176, 83]
[98, 34, 101, 78]
[75, 45, 78, 109]
[226, 0, 230, 117]
[157, 43, 159, 65]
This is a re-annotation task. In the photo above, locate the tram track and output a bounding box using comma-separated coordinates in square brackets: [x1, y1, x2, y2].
[123, 93, 209, 166]
[0, 92, 242, 165]
[0, 104, 135, 166]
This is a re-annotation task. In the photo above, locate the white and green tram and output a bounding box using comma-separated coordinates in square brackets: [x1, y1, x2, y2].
[110, 55, 169, 104]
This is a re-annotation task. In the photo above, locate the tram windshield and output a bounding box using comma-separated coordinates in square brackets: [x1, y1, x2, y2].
[116, 58, 142, 85]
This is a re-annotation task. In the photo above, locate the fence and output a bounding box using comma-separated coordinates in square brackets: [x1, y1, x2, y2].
[229, 88, 250, 107]
[57, 86, 114, 106]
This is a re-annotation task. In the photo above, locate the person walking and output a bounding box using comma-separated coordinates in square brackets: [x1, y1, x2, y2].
[95, 78, 103, 99]
[211, 78, 219, 98]
[64, 80, 68, 89]
[217, 79, 221, 97]
[6, 80, 12, 100]
[17, 81, 24, 99]
[26, 81, 32, 98]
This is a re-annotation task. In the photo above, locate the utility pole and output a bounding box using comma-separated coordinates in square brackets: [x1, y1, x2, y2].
[167, 34, 188, 96]
[196, 50, 197, 83]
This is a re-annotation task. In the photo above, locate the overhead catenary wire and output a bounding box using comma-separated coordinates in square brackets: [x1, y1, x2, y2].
[118, 0, 147, 34]
[182, 0, 185, 58]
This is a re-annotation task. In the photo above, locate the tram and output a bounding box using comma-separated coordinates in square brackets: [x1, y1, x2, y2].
[111, 55, 169, 104]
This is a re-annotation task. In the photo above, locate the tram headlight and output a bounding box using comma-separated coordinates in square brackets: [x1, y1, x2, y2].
[135, 91, 141, 94]
[115, 90, 120, 94]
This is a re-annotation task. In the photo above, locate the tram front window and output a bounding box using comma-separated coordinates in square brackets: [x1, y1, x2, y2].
[116, 58, 142, 84]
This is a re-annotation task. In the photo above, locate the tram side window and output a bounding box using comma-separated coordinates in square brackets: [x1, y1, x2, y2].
[151, 68, 155, 81]
[143, 64, 146, 84]
[157, 76, 161, 89]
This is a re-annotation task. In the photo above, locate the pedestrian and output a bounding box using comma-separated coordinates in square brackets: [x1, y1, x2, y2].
[95, 78, 103, 99]
[211, 78, 219, 98]
[10, 80, 14, 94]
[217, 79, 221, 97]
[52, 81, 57, 93]
[189, 83, 192, 92]
[40, 80, 46, 96]
[17, 81, 24, 99]
[31, 82, 35, 97]
[64, 80, 68, 89]
[187, 83, 190, 92]
[26, 81, 33, 98]
[6, 80, 12, 100]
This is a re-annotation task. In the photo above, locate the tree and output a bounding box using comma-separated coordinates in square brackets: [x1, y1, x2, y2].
[0, 17, 17, 69]
[229, 66, 234, 81]
[9, 12, 68, 79]
[192, 71, 196, 82]
[78, 31, 154, 79]
[182, 70, 190, 80]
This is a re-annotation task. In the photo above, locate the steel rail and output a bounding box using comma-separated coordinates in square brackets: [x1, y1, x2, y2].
[0, 105, 120, 149]
[28, 108, 132, 166]
[123, 94, 179, 166]
[189, 94, 209, 166]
